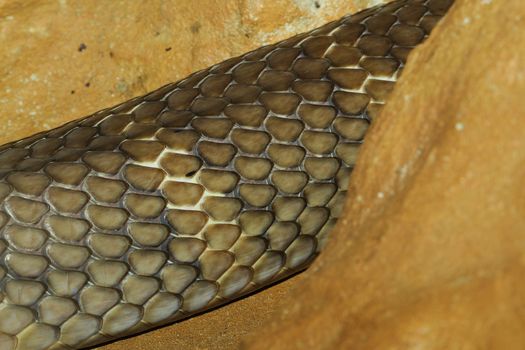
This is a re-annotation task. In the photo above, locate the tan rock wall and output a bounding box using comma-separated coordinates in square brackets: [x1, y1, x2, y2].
[0, 0, 384, 145]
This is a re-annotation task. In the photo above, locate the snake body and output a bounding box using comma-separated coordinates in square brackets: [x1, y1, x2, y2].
[0, 0, 453, 349]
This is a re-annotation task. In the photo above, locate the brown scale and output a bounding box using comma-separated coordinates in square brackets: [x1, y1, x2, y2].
[225, 105, 266, 127]
[122, 165, 164, 192]
[89, 234, 131, 259]
[292, 80, 334, 101]
[202, 197, 242, 221]
[0, 0, 454, 349]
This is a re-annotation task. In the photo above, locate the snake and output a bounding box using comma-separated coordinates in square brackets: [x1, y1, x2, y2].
[0, 0, 454, 349]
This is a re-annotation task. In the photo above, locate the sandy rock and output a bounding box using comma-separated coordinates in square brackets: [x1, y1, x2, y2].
[242, 0, 525, 349]
[0, 0, 383, 145]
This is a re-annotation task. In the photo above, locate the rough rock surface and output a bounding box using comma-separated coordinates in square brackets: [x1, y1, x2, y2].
[242, 0, 525, 349]
[0, 0, 384, 145]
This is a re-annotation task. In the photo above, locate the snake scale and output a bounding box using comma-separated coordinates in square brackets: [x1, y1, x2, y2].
[0, 0, 453, 349]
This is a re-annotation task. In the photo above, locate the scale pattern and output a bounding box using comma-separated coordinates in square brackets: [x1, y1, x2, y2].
[0, 0, 452, 349]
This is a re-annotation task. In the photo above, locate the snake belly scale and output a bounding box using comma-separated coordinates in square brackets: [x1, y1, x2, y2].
[0, 0, 452, 349]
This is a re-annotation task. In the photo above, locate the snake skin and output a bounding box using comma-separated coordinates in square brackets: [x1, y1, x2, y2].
[0, 0, 453, 349]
